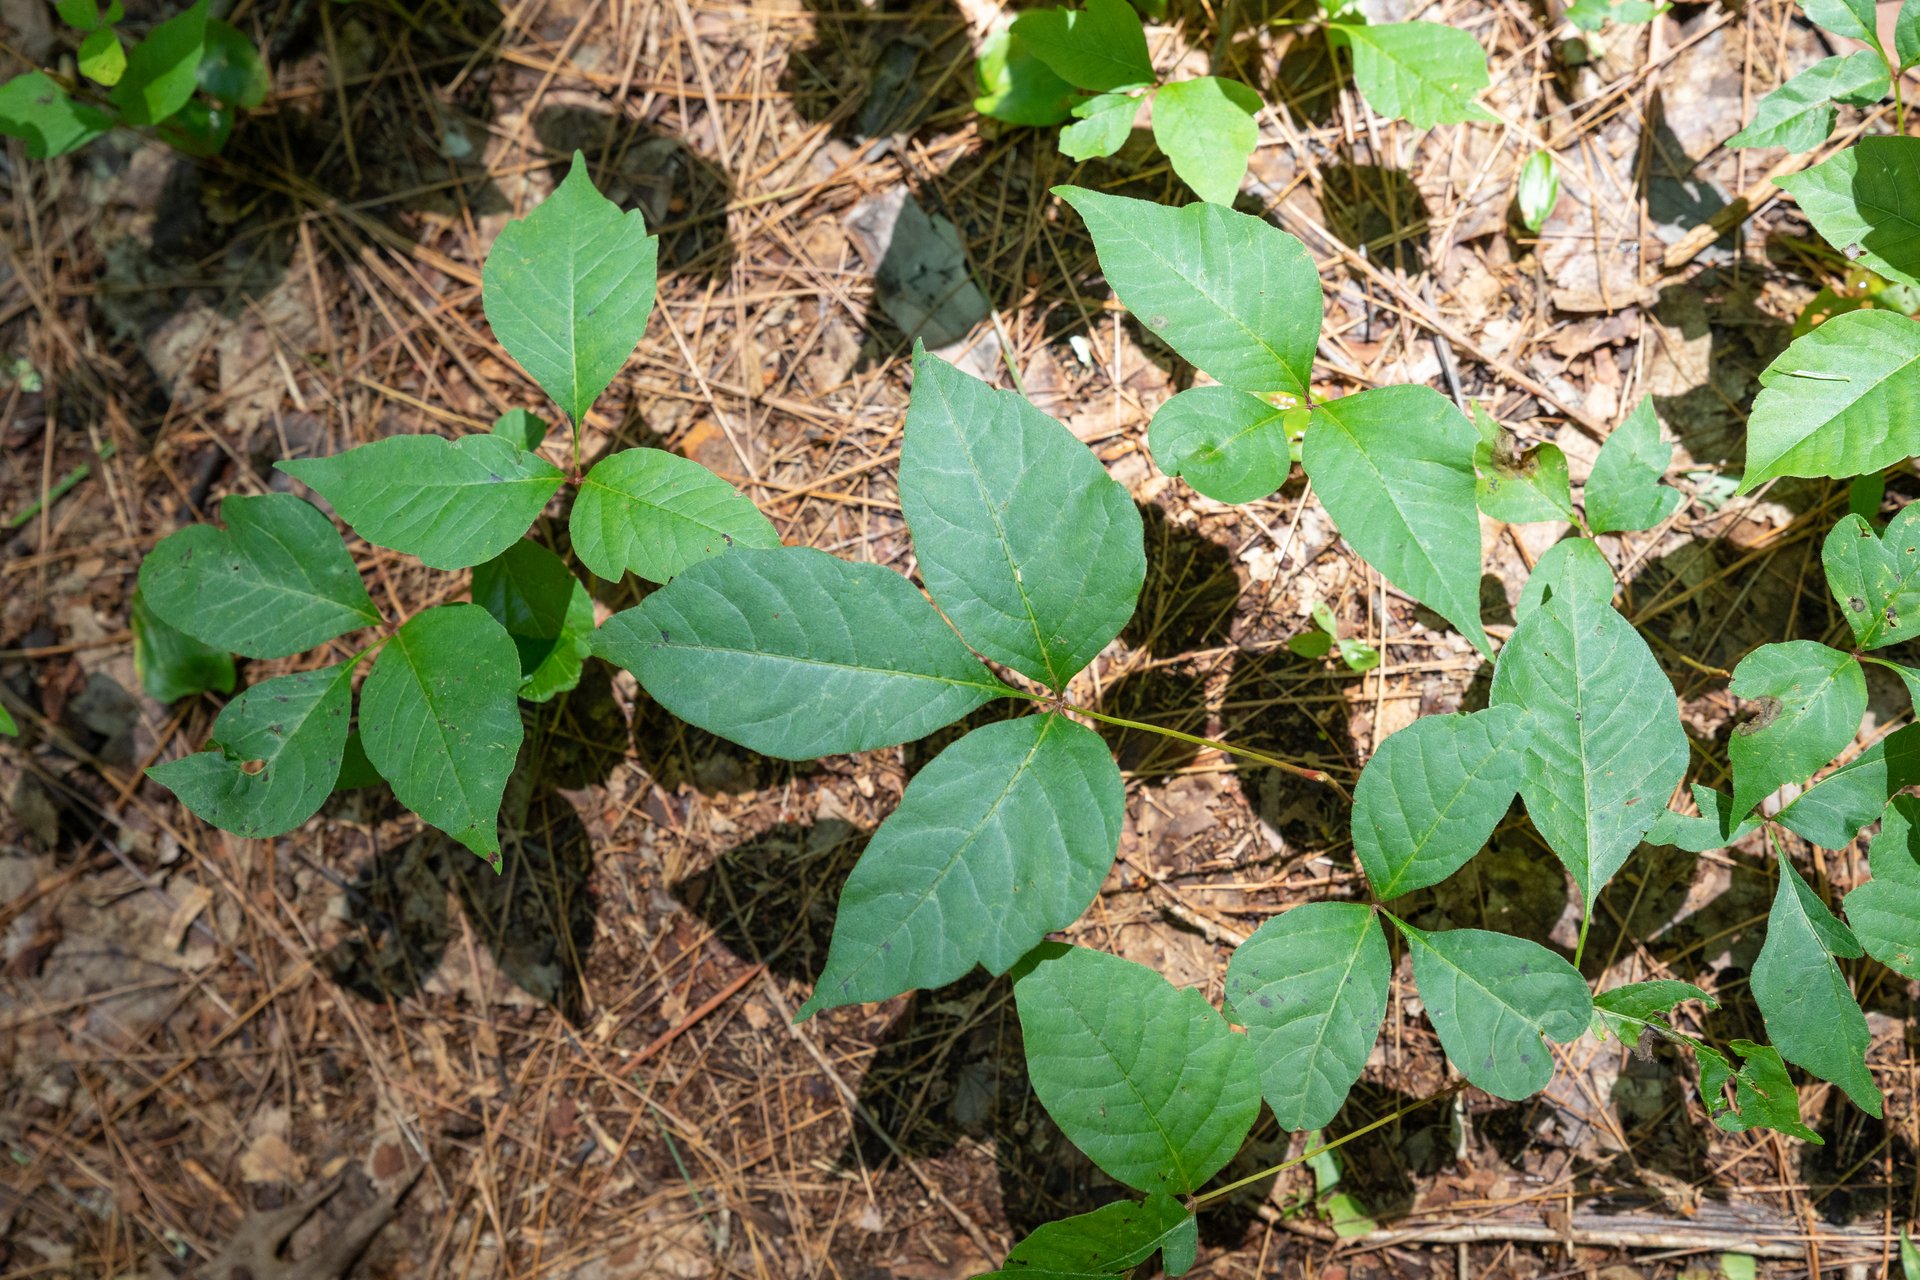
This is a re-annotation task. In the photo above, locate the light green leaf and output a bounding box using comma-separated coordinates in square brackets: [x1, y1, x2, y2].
[1490, 577, 1688, 905]
[482, 152, 659, 428]
[1592, 979, 1717, 1049]
[491, 408, 550, 453]
[1515, 150, 1559, 233]
[1472, 404, 1574, 524]
[1303, 385, 1489, 653]
[1903, 1227, 1919, 1280]
[1727, 52, 1890, 152]
[1823, 505, 1920, 649]
[110, 0, 208, 126]
[1515, 536, 1615, 621]
[798, 713, 1122, 1018]
[1776, 138, 1920, 290]
[1774, 723, 1920, 847]
[470, 539, 593, 703]
[147, 662, 354, 839]
[1844, 794, 1920, 977]
[1151, 76, 1261, 205]
[1014, 943, 1261, 1194]
[1149, 385, 1295, 503]
[197, 18, 268, 108]
[974, 29, 1078, 127]
[1055, 185, 1322, 399]
[359, 604, 523, 862]
[1010, 0, 1156, 92]
[1564, 0, 1667, 28]
[139, 493, 379, 660]
[78, 28, 127, 87]
[0, 72, 114, 157]
[1647, 783, 1761, 852]
[593, 547, 1011, 759]
[570, 447, 777, 584]
[1352, 707, 1531, 899]
[1394, 920, 1592, 1100]
[1331, 21, 1496, 129]
[1701, 1039, 1823, 1142]
[1226, 902, 1389, 1130]
[978, 1194, 1197, 1280]
[278, 434, 566, 571]
[1586, 398, 1683, 533]
[1727, 641, 1865, 817]
[131, 588, 234, 704]
[1059, 90, 1139, 161]
[0, 706, 14, 736]
[901, 346, 1143, 688]
[1751, 853, 1882, 1115]
[1799, 0, 1885, 54]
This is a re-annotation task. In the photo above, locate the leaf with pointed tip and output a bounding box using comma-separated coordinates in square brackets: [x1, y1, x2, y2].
[1010, 0, 1155, 91]
[980, 1194, 1197, 1279]
[1823, 505, 1920, 649]
[360, 604, 523, 861]
[570, 448, 777, 584]
[1751, 854, 1882, 1116]
[798, 713, 1122, 1018]
[1727, 52, 1890, 151]
[78, 28, 126, 87]
[491, 408, 550, 453]
[1739, 308, 1920, 495]
[1774, 723, 1920, 847]
[1059, 91, 1139, 160]
[1490, 576, 1687, 906]
[1225, 902, 1388, 1131]
[148, 663, 354, 839]
[482, 152, 659, 427]
[1303, 385, 1489, 653]
[901, 348, 1143, 688]
[1776, 138, 1920, 290]
[197, 18, 268, 108]
[1472, 405, 1574, 525]
[1152, 76, 1261, 205]
[1395, 920, 1591, 1100]
[1647, 784, 1761, 852]
[1900, 0, 1920, 69]
[131, 588, 235, 704]
[139, 494, 380, 659]
[1845, 795, 1920, 977]
[1015, 943, 1261, 1194]
[0, 706, 14, 737]
[1700, 1039, 1823, 1142]
[1591, 980, 1716, 1049]
[1585, 399, 1683, 533]
[1055, 186, 1321, 399]
[1728, 642, 1865, 818]
[974, 29, 1078, 126]
[1799, 0, 1885, 54]
[1149, 385, 1295, 503]
[110, 0, 207, 125]
[279, 434, 565, 571]
[1515, 149, 1559, 233]
[0, 71, 114, 157]
[593, 547, 1011, 759]
[471, 539, 593, 703]
[1515, 536, 1615, 621]
[1331, 21, 1496, 129]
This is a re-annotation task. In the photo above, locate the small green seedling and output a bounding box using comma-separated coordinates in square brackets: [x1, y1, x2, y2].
[1289, 601, 1380, 671]
[1514, 149, 1560, 233]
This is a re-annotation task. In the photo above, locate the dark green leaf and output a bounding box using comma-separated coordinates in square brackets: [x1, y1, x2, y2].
[335, 730, 381, 791]
[1585, 398, 1683, 533]
[570, 447, 778, 584]
[1472, 404, 1574, 524]
[491, 408, 550, 453]
[1330, 21, 1496, 128]
[197, 18, 268, 108]
[470, 539, 593, 703]
[1700, 1040, 1822, 1142]
[978, 1194, 1197, 1279]
[1010, 0, 1156, 92]
[1899, 0, 1919, 70]
[1591, 979, 1716, 1049]
[1726, 52, 1889, 152]
[1823, 505, 1920, 650]
[110, 0, 209, 126]
[0, 71, 114, 157]
[1646, 783, 1761, 852]
[1149, 385, 1295, 503]
[1775, 138, 1920, 290]
[1727, 641, 1865, 818]
[973, 29, 1078, 126]
[1800, 0, 1885, 54]
[1151, 76, 1261, 205]
[1844, 794, 1920, 977]
[1739, 309, 1920, 493]
[1774, 723, 1920, 847]
[131, 588, 235, 704]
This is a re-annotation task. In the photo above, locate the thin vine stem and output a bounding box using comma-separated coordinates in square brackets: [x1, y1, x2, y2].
[1064, 701, 1351, 797]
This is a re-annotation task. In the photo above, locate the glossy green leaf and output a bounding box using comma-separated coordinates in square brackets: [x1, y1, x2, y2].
[1586, 398, 1683, 533]
[1751, 854, 1882, 1115]
[197, 18, 268, 108]
[1472, 404, 1574, 524]
[798, 713, 1122, 1018]
[1151, 76, 1261, 205]
[1010, 0, 1156, 92]
[78, 28, 127, 87]
[278, 434, 566, 571]
[901, 347, 1143, 688]
[1490, 579, 1688, 905]
[1899, 0, 1920, 70]
[1774, 723, 1920, 847]
[1331, 21, 1496, 129]
[1592, 980, 1716, 1049]
[1726, 52, 1889, 152]
[570, 447, 778, 584]
[1226, 902, 1389, 1130]
[1303, 385, 1489, 653]
[1515, 150, 1559, 232]
[1727, 641, 1865, 817]
[1740, 309, 1920, 488]
[491, 408, 550, 453]
[1058, 91, 1139, 160]
[1844, 794, 1920, 977]
[1394, 920, 1591, 1100]
[482, 152, 659, 428]
[1515, 536, 1615, 621]
[1149, 385, 1294, 503]
[0, 72, 114, 157]
[147, 663, 354, 839]
[110, 0, 208, 126]
[470, 539, 593, 703]
[1799, 0, 1885, 53]
[979, 1194, 1197, 1279]
[1014, 943, 1261, 1194]
[593, 547, 1011, 759]
[1700, 1039, 1823, 1142]
[131, 588, 235, 704]
[359, 604, 523, 862]
[1647, 784, 1761, 852]
[1352, 706, 1531, 898]
[139, 493, 380, 660]
[1824, 505, 1920, 649]
[973, 29, 1078, 127]
[1056, 186, 1322, 399]
[1776, 138, 1920, 290]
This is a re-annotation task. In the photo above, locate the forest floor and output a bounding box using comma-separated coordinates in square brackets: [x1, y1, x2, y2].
[1, 0, 1917, 1276]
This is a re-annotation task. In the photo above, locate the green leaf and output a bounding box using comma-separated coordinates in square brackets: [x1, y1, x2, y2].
[1799, 0, 1885, 54]
[1302, 385, 1489, 653]
[470, 539, 593, 703]
[335, 730, 380, 791]
[78, 28, 127, 87]
[1774, 723, 1920, 847]
[1490, 578, 1688, 905]
[1014, 943, 1261, 1194]
[1515, 150, 1558, 233]
[1226, 902, 1389, 1130]
[360, 604, 523, 862]
[1751, 853, 1882, 1116]
[1902, 1227, 1919, 1280]
[1586, 398, 1683, 533]
[593, 547, 1010, 759]
[570, 447, 778, 584]
[482, 152, 660, 428]
[278, 434, 566, 572]
[1055, 186, 1322, 399]
[490, 408, 550, 453]
[1394, 920, 1592, 1100]
[157, 96, 230, 155]
[1727, 641, 1865, 817]
[0, 705, 13, 737]
[1775, 138, 1920, 290]
[138, 493, 380, 660]
[979, 1194, 1197, 1279]
[1823, 505, 1920, 649]
[1010, 0, 1156, 92]
[56, 0, 103, 28]
[1726, 52, 1889, 152]
[148, 663, 355, 839]
[1352, 707, 1532, 899]
[131, 588, 234, 704]
[1331, 21, 1496, 129]
[1843, 794, 1920, 977]
[1899, 0, 1920, 70]
[110, 0, 208, 126]
[1647, 783, 1761, 852]
[1592, 980, 1716, 1049]
[1564, 0, 1667, 28]
[1472, 404, 1574, 524]
[197, 18, 268, 108]
[0, 71, 114, 157]
[1149, 386, 1295, 504]
[1701, 1039, 1823, 1143]
[1515, 536, 1615, 621]
[1058, 90, 1139, 161]
[973, 29, 1078, 127]
[901, 347, 1143, 688]
[798, 713, 1122, 1018]
[1151, 76, 1261, 205]
[1290, 628, 1335, 658]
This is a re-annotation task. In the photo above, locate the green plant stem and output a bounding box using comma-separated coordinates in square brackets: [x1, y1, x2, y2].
[1064, 701, 1349, 796]
[1190, 1080, 1464, 1208]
